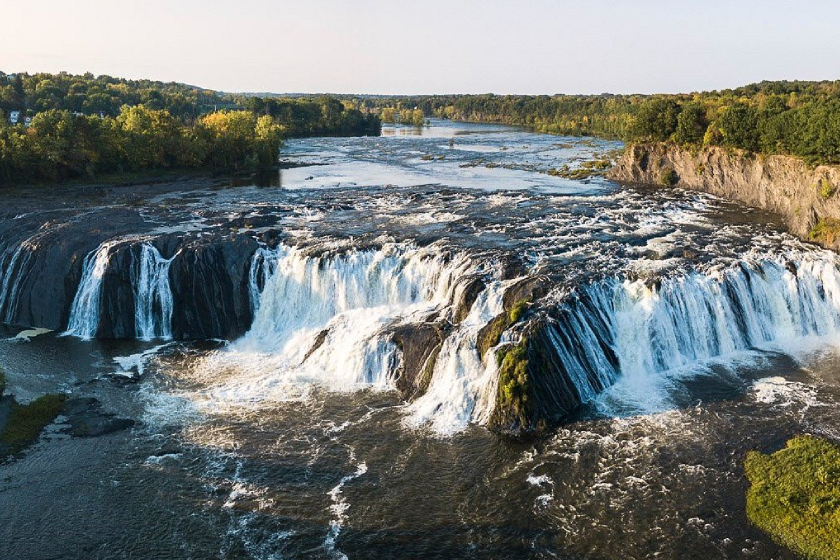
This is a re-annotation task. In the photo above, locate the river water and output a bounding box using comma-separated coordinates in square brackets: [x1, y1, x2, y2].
[1, 120, 839, 559]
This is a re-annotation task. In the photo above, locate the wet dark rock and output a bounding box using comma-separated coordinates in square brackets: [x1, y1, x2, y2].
[61, 397, 135, 438]
[302, 328, 330, 363]
[452, 277, 485, 323]
[169, 234, 259, 340]
[391, 321, 452, 399]
[98, 244, 141, 338]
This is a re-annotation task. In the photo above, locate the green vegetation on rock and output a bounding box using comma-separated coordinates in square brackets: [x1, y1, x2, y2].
[547, 159, 612, 180]
[494, 341, 531, 428]
[818, 178, 836, 200]
[476, 299, 530, 357]
[0, 393, 66, 450]
[809, 218, 840, 245]
[745, 435, 840, 560]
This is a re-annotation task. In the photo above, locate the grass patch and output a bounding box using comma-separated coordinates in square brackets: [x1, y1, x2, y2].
[745, 435, 840, 560]
[0, 394, 66, 449]
[809, 218, 840, 245]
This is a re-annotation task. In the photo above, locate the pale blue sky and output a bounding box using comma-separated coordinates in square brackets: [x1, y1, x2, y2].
[3, 0, 839, 94]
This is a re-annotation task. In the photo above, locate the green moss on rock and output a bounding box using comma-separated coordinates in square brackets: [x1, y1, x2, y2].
[745, 435, 840, 560]
[508, 299, 529, 323]
[0, 394, 66, 450]
[476, 299, 530, 357]
[488, 340, 532, 432]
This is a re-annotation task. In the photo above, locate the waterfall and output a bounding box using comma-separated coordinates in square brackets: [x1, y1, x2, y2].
[133, 243, 175, 341]
[0, 241, 35, 323]
[66, 239, 174, 340]
[404, 279, 508, 434]
[541, 254, 840, 415]
[66, 240, 120, 339]
[202, 243, 481, 405]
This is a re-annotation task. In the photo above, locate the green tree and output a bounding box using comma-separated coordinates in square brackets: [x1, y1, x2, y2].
[674, 102, 707, 145]
[717, 102, 759, 151]
[631, 98, 681, 141]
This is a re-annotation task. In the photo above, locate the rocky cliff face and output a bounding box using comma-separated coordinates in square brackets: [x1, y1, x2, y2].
[609, 143, 840, 249]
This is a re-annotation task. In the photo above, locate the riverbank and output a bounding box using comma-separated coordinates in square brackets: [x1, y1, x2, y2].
[609, 143, 840, 250]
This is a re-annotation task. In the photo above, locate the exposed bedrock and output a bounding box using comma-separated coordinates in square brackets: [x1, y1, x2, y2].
[0, 225, 260, 339]
[167, 234, 259, 339]
[609, 143, 840, 249]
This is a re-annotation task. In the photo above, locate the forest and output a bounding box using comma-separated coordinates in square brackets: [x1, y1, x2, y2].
[5, 71, 840, 186]
[367, 81, 840, 166]
[0, 72, 380, 184]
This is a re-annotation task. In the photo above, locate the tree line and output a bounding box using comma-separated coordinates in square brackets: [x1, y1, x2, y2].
[360, 81, 840, 166]
[0, 72, 381, 185]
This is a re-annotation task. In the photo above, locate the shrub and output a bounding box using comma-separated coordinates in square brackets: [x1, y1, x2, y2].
[809, 218, 840, 245]
[660, 168, 679, 186]
[817, 178, 836, 200]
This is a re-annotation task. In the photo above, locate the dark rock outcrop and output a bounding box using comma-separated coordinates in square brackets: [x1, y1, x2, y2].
[61, 397, 135, 437]
[391, 321, 452, 399]
[168, 234, 259, 340]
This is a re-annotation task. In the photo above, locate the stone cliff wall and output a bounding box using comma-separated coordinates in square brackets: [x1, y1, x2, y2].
[608, 143, 840, 250]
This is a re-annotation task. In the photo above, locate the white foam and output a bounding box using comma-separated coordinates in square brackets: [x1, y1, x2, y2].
[324, 461, 367, 559]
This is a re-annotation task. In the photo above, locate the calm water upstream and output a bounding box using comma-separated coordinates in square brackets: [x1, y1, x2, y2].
[1, 121, 839, 559]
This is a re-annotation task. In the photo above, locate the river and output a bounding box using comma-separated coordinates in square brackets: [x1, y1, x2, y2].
[1, 120, 838, 559]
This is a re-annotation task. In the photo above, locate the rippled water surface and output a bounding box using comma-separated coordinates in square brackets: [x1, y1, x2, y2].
[2, 121, 839, 559]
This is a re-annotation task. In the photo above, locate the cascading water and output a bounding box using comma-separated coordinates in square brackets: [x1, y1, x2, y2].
[66, 240, 121, 339]
[0, 241, 34, 324]
[404, 278, 509, 434]
[132, 243, 175, 341]
[67, 239, 175, 340]
[201, 243, 484, 406]
[539, 253, 840, 415]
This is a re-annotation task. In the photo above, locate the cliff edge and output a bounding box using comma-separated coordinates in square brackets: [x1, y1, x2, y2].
[608, 143, 840, 250]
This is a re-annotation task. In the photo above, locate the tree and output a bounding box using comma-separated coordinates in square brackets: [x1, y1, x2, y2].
[631, 98, 681, 141]
[717, 102, 759, 151]
[674, 102, 707, 145]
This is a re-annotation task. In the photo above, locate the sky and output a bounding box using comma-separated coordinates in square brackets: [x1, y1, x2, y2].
[2, 0, 839, 95]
